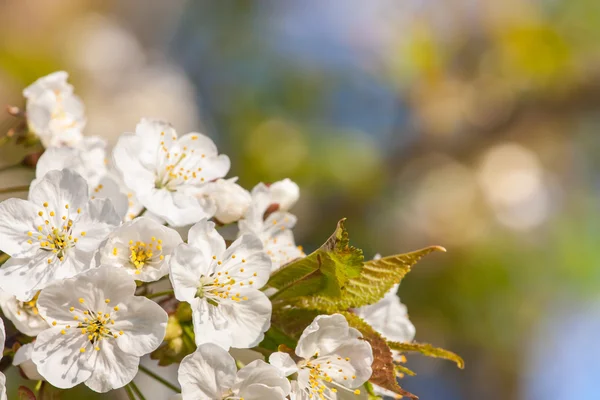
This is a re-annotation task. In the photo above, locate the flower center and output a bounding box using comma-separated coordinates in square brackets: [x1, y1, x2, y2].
[16, 291, 41, 317]
[194, 271, 248, 306]
[300, 354, 361, 399]
[153, 133, 207, 191]
[127, 237, 164, 274]
[27, 202, 86, 264]
[63, 297, 124, 353]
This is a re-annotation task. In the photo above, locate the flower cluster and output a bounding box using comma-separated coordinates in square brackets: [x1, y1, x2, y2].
[0, 72, 444, 400]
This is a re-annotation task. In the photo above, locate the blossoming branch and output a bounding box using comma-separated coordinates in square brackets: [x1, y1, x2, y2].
[0, 72, 463, 400]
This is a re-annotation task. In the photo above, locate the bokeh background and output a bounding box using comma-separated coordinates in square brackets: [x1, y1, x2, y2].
[2, 0, 600, 399]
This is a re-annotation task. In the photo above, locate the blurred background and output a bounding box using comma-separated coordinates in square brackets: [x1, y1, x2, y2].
[1, 0, 600, 399]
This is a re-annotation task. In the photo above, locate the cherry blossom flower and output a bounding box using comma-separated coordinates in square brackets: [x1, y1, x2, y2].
[196, 178, 252, 224]
[269, 314, 373, 400]
[113, 118, 230, 226]
[99, 217, 182, 281]
[23, 71, 86, 148]
[13, 343, 44, 381]
[268, 178, 300, 212]
[238, 181, 305, 270]
[0, 318, 6, 400]
[178, 342, 290, 400]
[169, 219, 272, 349]
[0, 169, 121, 301]
[31, 267, 168, 392]
[34, 140, 132, 220]
[0, 290, 48, 336]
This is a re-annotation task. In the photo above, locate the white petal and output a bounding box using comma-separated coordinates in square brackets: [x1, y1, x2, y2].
[13, 343, 44, 381]
[28, 170, 89, 212]
[353, 287, 415, 343]
[221, 234, 272, 288]
[0, 291, 49, 336]
[139, 188, 212, 228]
[84, 340, 140, 393]
[268, 352, 298, 377]
[100, 217, 182, 282]
[234, 360, 291, 400]
[0, 198, 41, 257]
[93, 175, 129, 220]
[112, 296, 168, 357]
[269, 179, 300, 211]
[0, 252, 59, 301]
[178, 343, 236, 399]
[112, 133, 155, 195]
[187, 219, 226, 264]
[217, 288, 271, 349]
[169, 244, 209, 303]
[32, 328, 93, 389]
[191, 300, 233, 350]
[296, 314, 362, 360]
[73, 198, 120, 252]
[36, 267, 137, 324]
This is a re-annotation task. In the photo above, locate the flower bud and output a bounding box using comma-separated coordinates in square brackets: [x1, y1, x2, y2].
[269, 179, 299, 211]
[201, 178, 252, 224]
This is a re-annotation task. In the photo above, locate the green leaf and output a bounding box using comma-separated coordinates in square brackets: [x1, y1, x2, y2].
[267, 219, 363, 301]
[341, 312, 418, 399]
[270, 307, 322, 339]
[257, 324, 299, 353]
[294, 246, 446, 312]
[388, 341, 465, 369]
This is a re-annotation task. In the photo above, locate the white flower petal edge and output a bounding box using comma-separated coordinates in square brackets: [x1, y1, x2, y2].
[353, 283, 415, 399]
[353, 284, 415, 344]
[23, 71, 86, 148]
[178, 343, 290, 400]
[33, 139, 130, 220]
[169, 219, 272, 349]
[195, 178, 252, 224]
[113, 118, 231, 226]
[13, 343, 44, 381]
[0, 318, 6, 400]
[99, 217, 182, 281]
[0, 290, 49, 336]
[239, 181, 305, 270]
[269, 314, 373, 400]
[32, 267, 168, 392]
[0, 169, 120, 301]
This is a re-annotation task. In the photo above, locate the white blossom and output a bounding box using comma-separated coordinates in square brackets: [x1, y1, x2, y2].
[99, 217, 182, 281]
[34, 140, 131, 220]
[113, 118, 230, 226]
[23, 71, 86, 148]
[0, 169, 120, 301]
[169, 219, 272, 349]
[269, 314, 373, 400]
[0, 318, 6, 400]
[239, 182, 304, 270]
[269, 178, 300, 211]
[0, 290, 48, 336]
[31, 267, 168, 392]
[197, 178, 252, 224]
[178, 342, 290, 400]
[13, 343, 44, 381]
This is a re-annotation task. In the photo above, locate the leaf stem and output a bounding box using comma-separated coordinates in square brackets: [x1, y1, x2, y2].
[138, 364, 181, 393]
[129, 381, 147, 400]
[145, 290, 175, 299]
[0, 185, 29, 195]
